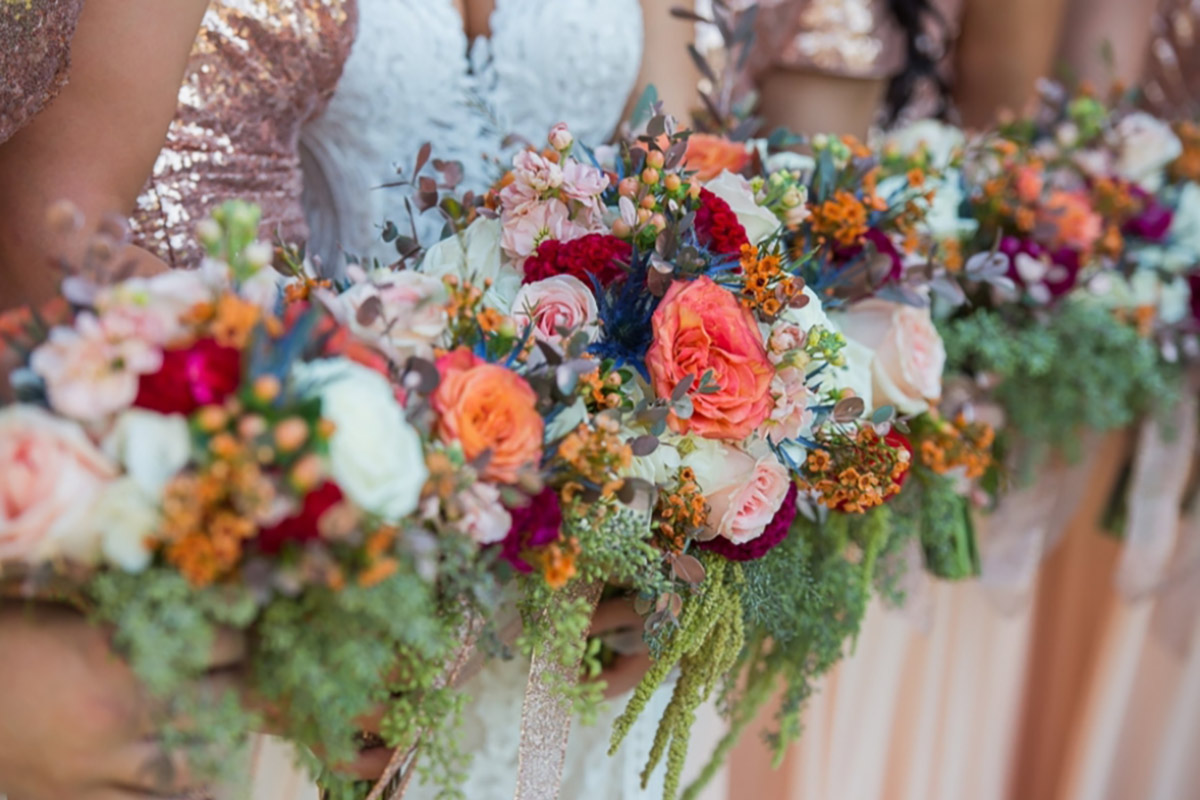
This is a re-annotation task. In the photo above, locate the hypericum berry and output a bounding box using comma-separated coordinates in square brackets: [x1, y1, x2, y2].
[641, 167, 660, 185]
[619, 177, 640, 198]
[664, 174, 682, 192]
[646, 150, 665, 169]
[640, 194, 657, 209]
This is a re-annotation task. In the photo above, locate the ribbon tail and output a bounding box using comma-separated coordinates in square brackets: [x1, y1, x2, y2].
[512, 580, 603, 800]
[1119, 392, 1199, 599]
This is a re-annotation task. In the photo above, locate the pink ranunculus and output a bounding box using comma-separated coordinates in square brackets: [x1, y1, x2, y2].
[501, 150, 565, 216]
[455, 481, 513, 546]
[836, 299, 946, 415]
[339, 268, 447, 360]
[500, 200, 590, 263]
[0, 405, 118, 565]
[548, 122, 574, 152]
[685, 440, 791, 544]
[765, 366, 814, 444]
[561, 159, 610, 210]
[94, 270, 214, 345]
[646, 276, 774, 441]
[511, 275, 600, 347]
[30, 313, 163, 422]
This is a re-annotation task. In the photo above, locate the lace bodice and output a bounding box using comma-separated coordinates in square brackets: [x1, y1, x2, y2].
[300, 0, 644, 270]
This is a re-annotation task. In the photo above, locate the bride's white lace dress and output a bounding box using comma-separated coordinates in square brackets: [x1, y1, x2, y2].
[299, 2, 675, 798]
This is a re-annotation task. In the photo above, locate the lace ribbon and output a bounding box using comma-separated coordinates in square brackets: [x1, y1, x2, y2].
[1118, 384, 1199, 599]
[512, 580, 603, 800]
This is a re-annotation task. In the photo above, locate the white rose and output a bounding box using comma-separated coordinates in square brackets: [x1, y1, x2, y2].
[833, 300, 945, 414]
[511, 275, 600, 346]
[824, 336, 875, 410]
[1165, 182, 1200, 271]
[1115, 112, 1183, 192]
[883, 120, 965, 168]
[102, 409, 191, 497]
[1161, 276, 1191, 325]
[766, 151, 816, 176]
[773, 284, 832, 334]
[705, 170, 782, 245]
[339, 268, 448, 359]
[622, 430, 682, 486]
[925, 171, 977, 239]
[295, 359, 427, 522]
[90, 478, 160, 572]
[419, 218, 521, 312]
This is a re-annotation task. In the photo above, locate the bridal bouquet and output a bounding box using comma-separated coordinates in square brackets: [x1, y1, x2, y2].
[392, 117, 995, 798]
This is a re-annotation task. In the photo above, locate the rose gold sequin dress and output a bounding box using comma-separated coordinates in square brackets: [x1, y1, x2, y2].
[131, 0, 357, 266]
[0, 0, 84, 144]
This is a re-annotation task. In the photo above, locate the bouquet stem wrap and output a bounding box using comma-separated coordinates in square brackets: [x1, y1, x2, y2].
[512, 579, 603, 800]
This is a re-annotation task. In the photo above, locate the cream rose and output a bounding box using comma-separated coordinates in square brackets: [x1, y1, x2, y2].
[420, 218, 521, 311]
[1115, 112, 1183, 192]
[621, 429, 682, 486]
[512, 275, 600, 346]
[0, 405, 117, 564]
[90, 478, 160, 572]
[102, 409, 191, 497]
[883, 119, 965, 168]
[683, 439, 790, 544]
[705, 170, 782, 245]
[834, 299, 945, 414]
[339, 268, 448, 359]
[296, 359, 427, 522]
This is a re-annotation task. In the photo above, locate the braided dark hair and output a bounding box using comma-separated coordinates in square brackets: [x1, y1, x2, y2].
[883, 0, 956, 124]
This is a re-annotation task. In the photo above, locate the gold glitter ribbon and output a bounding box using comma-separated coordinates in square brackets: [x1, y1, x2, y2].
[367, 609, 486, 800]
[512, 580, 603, 800]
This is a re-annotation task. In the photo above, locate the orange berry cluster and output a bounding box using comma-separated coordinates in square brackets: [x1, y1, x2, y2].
[916, 414, 995, 480]
[654, 465, 710, 554]
[808, 189, 870, 248]
[737, 244, 806, 320]
[558, 416, 633, 499]
[1170, 121, 1200, 184]
[798, 426, 910, 514]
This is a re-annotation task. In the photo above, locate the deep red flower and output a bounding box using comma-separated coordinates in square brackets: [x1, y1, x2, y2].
[698, 483, 799, 562]
[256, 482, 345, 555]
[523, 234, 632, 287]
[134, 338, 242, 415]
[694, 188, 749, 256]
[497, 487, 563, 572]
[833, 228, 904, 282]
[1000, 236, 1082, 301]
[1188, 272, 1200, 324]
[1123, 191, 1174, 243]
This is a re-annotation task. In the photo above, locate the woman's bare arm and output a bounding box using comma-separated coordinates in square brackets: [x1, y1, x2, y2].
[630, 0, 702, 121]
[1055, 0, 1160, 91]
[0, 0, 208, 310]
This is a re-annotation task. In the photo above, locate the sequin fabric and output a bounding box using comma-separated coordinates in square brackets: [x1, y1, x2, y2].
[0, 0, 84, 144]
[1144, 0, 1200, 118]
[131, 0, 357, 266]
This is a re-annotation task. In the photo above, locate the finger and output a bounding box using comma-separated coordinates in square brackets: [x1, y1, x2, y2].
[587, 596, 644, 636]
[327, 743, 394, 782]
[587, 650, 655, 700]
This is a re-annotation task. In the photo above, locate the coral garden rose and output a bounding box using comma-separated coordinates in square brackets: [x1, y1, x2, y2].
[433, 348, 545, 484]
[684, 439, 791, 544]
[834, 299, 945, 415]
[512, 275, 600, 346]
[684, 134, 751, 181]
[646, 276, 773, 441]
[0, 405, 117, 564]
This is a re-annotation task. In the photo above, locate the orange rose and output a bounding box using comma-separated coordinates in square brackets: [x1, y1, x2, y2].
[646, 277, 773, 441]
[684, 134, 750, 181]
[433, 348, 544, 483]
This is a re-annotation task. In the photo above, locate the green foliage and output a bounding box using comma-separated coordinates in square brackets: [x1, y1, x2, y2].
[610, 553, 744, 800]
[941, 301, 1179, 464]
[889, 470, 979, 581]
[683, 508, 891, 798]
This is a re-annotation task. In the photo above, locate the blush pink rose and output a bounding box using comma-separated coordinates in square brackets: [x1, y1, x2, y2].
[512, 275, 600, 346]
[836, 299, 945, 415]
[31, 312, 163, 422]
[646, 276, 774, 441]
[0, 405, 118, 564]
[684, 440, 790, 544]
